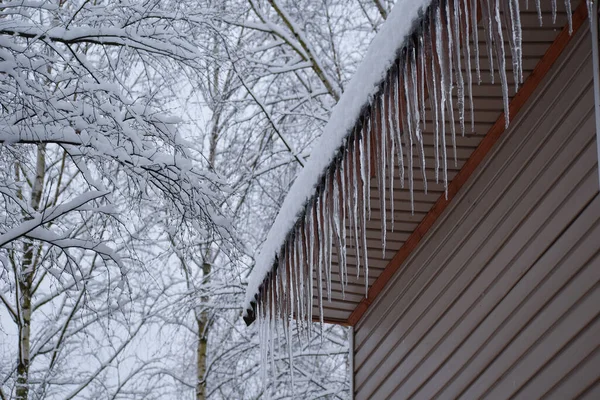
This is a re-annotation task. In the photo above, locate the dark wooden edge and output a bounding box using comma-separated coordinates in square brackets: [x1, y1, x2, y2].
[346, 0, 589, 327]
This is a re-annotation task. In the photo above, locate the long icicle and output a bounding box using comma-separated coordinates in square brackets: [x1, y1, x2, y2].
[332, 166, 345, 299]
[378, 93, 387, 256]
[510, 0, 523, 86]
[358, 125, 369, 295]
[326, 174, 333, 302]
[492, 0, 510, 127]
[351, 133, 362, 276]
[306, 205, 314, 335]
[393, 63, 405, 189]
[269, 274, 276, 381]
[366, 112, 372, 220]
[471, 0, 481, 84]
[419, 34, 427, 132]
[295, 234, 303, 338]
[481, 0, 495, 84]
[345, 139, 359, 277]
[462, 0, 475, 133]
[435, 4, 449, 195]
[322, 175, 332, 302]
[339, 152, 348, 290]
[401, 54, 415, 214]
[425, 11, 441, 184]
[385, 79, 396, 232]
[314, 201, 324, 332]
[297, 226, 306, 335]
[501, 0, 520, 93]
[411, 44, 428, 195]
[453, 0, 466, 137]
[445, 0, 458, 167]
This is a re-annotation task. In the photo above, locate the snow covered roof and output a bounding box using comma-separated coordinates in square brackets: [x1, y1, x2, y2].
[243, 0, 433, 322]
[243, 0, 580, 327]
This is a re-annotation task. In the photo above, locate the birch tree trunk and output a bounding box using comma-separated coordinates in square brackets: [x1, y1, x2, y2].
[195, 261, 211, 400]
[16, 145, 45, 400]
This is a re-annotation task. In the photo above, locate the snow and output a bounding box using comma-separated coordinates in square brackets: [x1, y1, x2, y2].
[243, 0, 433, 315]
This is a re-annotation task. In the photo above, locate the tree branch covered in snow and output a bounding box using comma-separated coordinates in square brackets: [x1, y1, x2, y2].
[0, 0, 392, 398]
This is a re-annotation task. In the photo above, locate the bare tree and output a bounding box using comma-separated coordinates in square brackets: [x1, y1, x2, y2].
[0, 0, 390, 398]
[0, 1, 233, 398]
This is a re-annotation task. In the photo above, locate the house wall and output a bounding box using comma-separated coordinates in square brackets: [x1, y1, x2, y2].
[353, 22, 600, 400]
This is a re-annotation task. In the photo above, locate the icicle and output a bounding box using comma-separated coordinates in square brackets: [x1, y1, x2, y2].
[325, 175, 333, 302]
[300, 215, 309, 338]
[471, 0, 481, 84]
[293, 233, 302, 337]
[344, 143, 359, 278]
[320, 183, 329, 303]
[295, 230, 305, 338]
[269, 275, 276, 382]
[377, 93, 387, 256]
[287, 295, 295, 397]
[481, 0, 495, 84]
[332, 167, 345, 299]
[552, 0, 557, 23]
[512, 0, 523, 85]
[452, 0, 466, 137]
[358, 125, 369, 295]
[425, 12, 440, 184]
[419, 35, 427, 132]
[360, 119, 369, 229]
[435, 5, 449, 195]
[274, 266, 281, 357]
[385, 80, 395, 232]
[258, 300, 264, 385]
[565, 0, 573, 34]
[306, 206, 314, 334]
[444, 0, 458, 167]
[535, 0, 543, 26]
[351, 135, 362, 276]
[379, 93, 389, 257]
[338, 155, 348, 289]
[410, 45, 428, 195]
[462, 0, 475, 133]
[492, 0, 510, 127]
[315, 198, 324, 330]
[393, 64, 405, 189]
[402, 57, 415, 214]
[286, 242, 295, 345]
[501, 0, 521, 92]
[366, 113, 372, 220]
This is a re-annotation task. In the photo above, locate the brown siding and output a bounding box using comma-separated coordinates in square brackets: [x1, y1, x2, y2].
[353, 20, 600, 400]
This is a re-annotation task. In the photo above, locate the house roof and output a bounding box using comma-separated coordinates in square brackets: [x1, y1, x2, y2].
[243, 0, 583, 327]
[244, 0, 432, 318]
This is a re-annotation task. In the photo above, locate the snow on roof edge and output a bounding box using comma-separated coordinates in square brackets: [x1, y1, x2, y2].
[243, 0, 434, 317]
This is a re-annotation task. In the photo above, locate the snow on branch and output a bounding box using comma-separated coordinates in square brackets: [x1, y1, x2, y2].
[0, 191, 109, 248]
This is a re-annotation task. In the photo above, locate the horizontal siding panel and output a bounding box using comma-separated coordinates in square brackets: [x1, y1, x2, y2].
[543, 347, 600, 399]
[421, 190, 600, 399]
[464, 253, 600, 399]
[510, 314, 600, 399]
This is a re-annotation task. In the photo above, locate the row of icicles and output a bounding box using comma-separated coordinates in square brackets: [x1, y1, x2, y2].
[256, 0, 579, 390]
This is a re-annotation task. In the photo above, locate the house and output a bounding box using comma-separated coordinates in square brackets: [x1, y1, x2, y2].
[244, 0, 600, 398]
